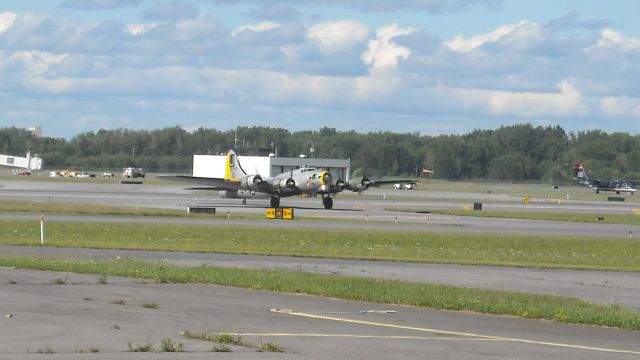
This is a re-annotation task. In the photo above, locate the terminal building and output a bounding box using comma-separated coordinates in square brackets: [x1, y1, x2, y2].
[193, 154, 351, 182]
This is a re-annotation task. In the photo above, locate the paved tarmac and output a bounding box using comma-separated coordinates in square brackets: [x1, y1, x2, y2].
[1, 179, 639, 214]
[1, 268, 639, 359]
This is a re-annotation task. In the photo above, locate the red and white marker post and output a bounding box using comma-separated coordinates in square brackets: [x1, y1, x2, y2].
[40, 212, 45, 245]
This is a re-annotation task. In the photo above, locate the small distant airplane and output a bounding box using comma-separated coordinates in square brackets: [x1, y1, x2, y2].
[574, 162, 636, 194]
[162, 150, 416, 209]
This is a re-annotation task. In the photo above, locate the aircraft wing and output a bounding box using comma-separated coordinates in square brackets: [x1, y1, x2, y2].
[344, 178, 417, 192]
[158, 175, 240, 191]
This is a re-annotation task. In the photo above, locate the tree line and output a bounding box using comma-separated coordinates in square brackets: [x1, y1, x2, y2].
[1, 124, 639, 182]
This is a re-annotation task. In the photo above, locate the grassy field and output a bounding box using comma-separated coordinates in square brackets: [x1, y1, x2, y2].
[390, 208, 640, 225]
[0, 200, 267, 220]
[1, 255, 639, 330]
[0, 200, 186, 217]
[0, 200, 381, 224]
[0, 175, 172, 185]
[2, 220, 639, 271]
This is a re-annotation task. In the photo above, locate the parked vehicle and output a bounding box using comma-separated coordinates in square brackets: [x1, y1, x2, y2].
[12, 169, 31, 176]
[75, 172, 96, 178]
[393, 182, 416, 190]
[122, 167, 145, 178]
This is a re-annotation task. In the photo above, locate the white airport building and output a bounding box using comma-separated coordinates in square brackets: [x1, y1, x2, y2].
[0, 151, 43, 172]
[193, 154, 351, 182]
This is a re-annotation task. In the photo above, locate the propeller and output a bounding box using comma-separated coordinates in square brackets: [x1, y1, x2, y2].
[253, 175, 262, 186]
[322, 172, 332, 185]
[280, 177, 295, 189]
[359, 177, 371, 193]
[346, 177, 371, 193]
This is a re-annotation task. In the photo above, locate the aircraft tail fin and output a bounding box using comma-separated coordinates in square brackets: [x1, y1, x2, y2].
[574, 162, 590, 185]
[225, 150, 246, 182]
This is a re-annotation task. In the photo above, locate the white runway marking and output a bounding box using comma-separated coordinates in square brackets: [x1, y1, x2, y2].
[270, 309, 640, 356]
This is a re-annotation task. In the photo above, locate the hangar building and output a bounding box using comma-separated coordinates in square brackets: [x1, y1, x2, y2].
[193, 154, 351, 182]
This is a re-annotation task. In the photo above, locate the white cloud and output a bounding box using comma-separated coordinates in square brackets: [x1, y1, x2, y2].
[125, 23, 156, 36]
[361, 24, 416, 71]
[210, 0, 502, 14]
[446, 20, 539, 52]
[594, 29, 640, 51]
[307, 19, 369, 55]
[3, 7, 640, 136]
[232, 21, 282, 37]
[0, 11, 17, 34]
[9, 51, 68, 75]
[600, 96, 640, 117]
[486, 79, 586, 117]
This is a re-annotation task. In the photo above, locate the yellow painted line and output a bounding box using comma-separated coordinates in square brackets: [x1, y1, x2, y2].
[270, 309, 640, 356]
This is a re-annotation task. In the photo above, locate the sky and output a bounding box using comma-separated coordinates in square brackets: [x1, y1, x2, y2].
[1, 0, 640, 138]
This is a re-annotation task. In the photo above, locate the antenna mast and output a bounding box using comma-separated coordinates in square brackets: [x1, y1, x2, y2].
[234, 128, 238, 150]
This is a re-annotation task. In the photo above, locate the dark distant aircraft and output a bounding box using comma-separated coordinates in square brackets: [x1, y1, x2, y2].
[574, 163, 636, 194]
[162, 150, 416, 209]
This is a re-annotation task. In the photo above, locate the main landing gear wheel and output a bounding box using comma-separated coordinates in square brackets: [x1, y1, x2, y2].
[322, 196, 333, 210]
[270, 196, 280, 208]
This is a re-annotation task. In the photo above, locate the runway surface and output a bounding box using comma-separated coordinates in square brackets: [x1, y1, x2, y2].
[1, 180, 639, 238]
[1, 179, 640, 359]
[1, 268, 639, 359]
[2, 179, 640, 214]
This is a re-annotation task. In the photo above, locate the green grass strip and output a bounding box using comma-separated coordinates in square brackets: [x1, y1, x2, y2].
[0, 175, 170, 185]
[1, 256, 639, 330]
[0, 200, 265, 220]
[2, 220, 640, 271]
[390, 208, 640, 225]
[0, 200, 186, 217]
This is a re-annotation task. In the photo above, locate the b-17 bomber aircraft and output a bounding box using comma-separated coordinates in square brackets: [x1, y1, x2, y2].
[574, 162, 636, 194]
[162, 150, 415, 209]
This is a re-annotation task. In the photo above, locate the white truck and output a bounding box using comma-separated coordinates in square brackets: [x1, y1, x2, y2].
[122, 167, 145, 178]
[393, 182, 416, 190]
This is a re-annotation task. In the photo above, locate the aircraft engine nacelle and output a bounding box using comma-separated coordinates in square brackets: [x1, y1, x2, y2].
[241, 175, 263, 190]
[349, 177, 371, 192]
[219, 190, 239, 198]
[321, 172, 332, 185]
[335, 179, 346, 192]
[280, 177, 296, 190]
